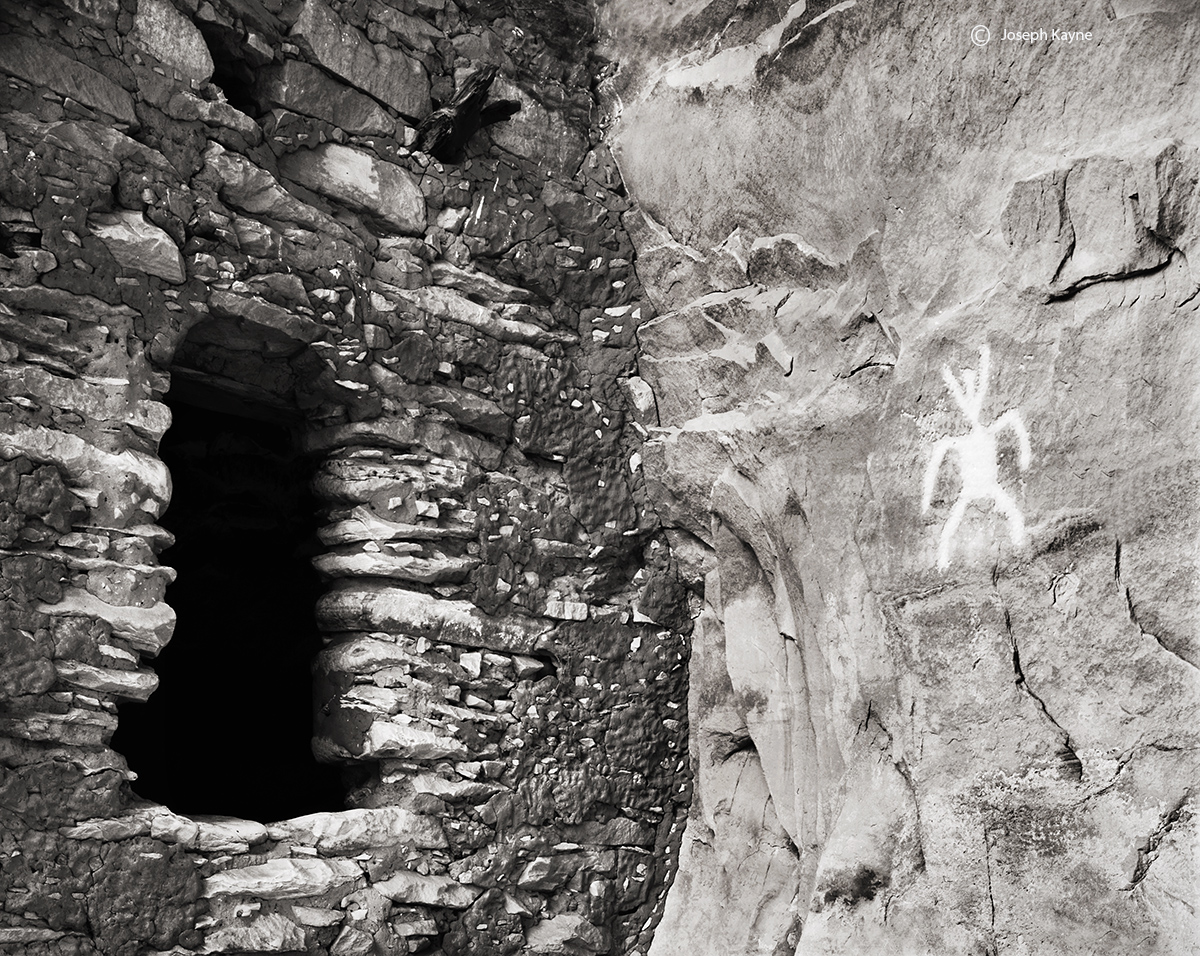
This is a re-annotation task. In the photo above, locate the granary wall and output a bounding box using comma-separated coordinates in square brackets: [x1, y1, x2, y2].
[0, 1, 689, 953]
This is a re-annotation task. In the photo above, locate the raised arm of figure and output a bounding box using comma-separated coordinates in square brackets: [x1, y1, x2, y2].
[941, 365, 969, 416]
[975, 345, 991, 409]
[990, 410, 1032, 470]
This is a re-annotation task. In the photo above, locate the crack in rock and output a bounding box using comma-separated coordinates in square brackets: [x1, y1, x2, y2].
[1127, 791, 1192, 889]
[1000, 603, 1083, 780]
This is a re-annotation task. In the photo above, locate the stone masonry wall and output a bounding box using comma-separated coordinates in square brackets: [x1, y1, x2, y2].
[0, 1, 690, 954]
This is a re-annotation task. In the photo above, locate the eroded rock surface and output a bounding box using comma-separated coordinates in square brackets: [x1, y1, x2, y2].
[597, 1, 1200, 953]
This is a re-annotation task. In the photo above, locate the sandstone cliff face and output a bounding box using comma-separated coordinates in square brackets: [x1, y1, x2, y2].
[0, 1, 689, 954]
[597, 1, 1200, 953]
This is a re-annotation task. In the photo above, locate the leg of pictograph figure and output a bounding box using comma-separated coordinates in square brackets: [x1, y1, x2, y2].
[992, 487, 1026, 547]
[937, 496, 970, 570]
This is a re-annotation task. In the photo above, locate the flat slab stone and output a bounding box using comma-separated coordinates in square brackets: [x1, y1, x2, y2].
[317, 635, 422, 675]
[319, 507, 474, 545]
[280, 143, 425, 234]
[0, 707, 116, 747]
[267, 807, 447, 853]
[259, 59, 394, 135]
[0, 424, 170, 520]
[189, 815, 272, 852]
[44, 119, 173, 172]
[0, 929, 66, 944]
[202, 912, 305, 953]
[517, 854, 580, 891]
[0, 285, 141, 323]
[54, 660, 158, 701]
[544, 599, 589, 621]
[38, 587, 175, 656]
[0, 35, 136, 125]
[316, 585, 550, 655]
[63, 808, 269, 853]
[291, 905, 343, 927]
[290, 0, 429, 118]
[560, 817, 655, 846]
[367, 5, 443, 52]
[203, 144, 351, 237]
[60, 808, 157, 841]
[330, 925, 374, 956]
[208, 290, 323, 344]
[526, 914, 609, 954]
[89, 210, 185, 283]
[60, 0, 119, 28]
[128, 0, 213, 82]
[165, 91, 258, 140]
[429, 260, 536, 303]
[361, 717, 469, 761]
[373, 870, 481, 908]
[384, 286, 576, 345]
[204, 858, 363, 899]
[312, 549, 479, 584]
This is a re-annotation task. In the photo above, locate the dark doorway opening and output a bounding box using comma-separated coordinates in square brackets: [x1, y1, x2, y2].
[197, 21, 261, 117]
[111, 395, 343, 822]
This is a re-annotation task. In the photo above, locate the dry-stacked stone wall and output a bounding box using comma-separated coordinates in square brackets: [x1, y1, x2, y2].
[0, 0, 690, 953]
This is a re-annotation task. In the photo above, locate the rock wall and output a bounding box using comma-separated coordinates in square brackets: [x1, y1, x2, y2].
[0, 1, 690, 954]
[595, 1, 1200, 954]
[5, 0, 1200, 954]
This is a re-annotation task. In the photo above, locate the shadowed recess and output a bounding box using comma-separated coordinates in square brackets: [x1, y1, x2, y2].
[111, 396, 344, 822]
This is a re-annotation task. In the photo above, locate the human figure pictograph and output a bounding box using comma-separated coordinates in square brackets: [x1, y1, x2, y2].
[922, 345, 1032, 570]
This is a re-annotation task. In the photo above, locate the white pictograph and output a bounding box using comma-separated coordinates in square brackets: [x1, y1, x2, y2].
[922, 346, 1032, 570]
